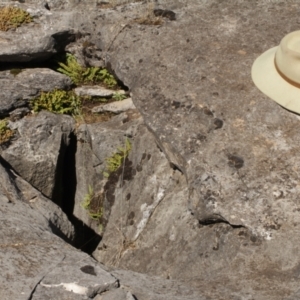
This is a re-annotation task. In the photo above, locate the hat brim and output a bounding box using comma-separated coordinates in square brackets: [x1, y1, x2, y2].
[252, 46, 300, 114]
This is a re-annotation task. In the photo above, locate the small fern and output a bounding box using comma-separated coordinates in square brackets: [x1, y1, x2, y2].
[30, 89, 81, 116]
[112, 92, 127, 101]
[56, 53, 118, 87]
[57, 54, 83, 85]
[104, 138, 131, 178]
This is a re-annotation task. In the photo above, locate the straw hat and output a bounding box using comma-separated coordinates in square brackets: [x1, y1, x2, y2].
[252, 30, 300, 113]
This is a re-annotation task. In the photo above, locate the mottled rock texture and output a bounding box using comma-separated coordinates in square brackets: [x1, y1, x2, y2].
[74, 111, 142, 233]
[90, 0, 300, 299]
[2, 0, 300, 299]
[0, 156, 202, 300]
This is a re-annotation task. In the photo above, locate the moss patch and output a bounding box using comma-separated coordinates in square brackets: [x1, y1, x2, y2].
[0, 119, 14, 145]
[0, 6, 32, 31]
[30, 89, 81, 116]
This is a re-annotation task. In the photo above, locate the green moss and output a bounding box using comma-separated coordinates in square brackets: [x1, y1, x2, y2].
[0, 119, 14, 144]
[0, 6, 32, 31]
[55, 53, 118, 88]
[30, 89, 81, 116]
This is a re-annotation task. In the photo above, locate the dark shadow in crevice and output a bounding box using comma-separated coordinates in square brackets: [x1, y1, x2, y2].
[70, 215, 102, 254]
[56, 131, 102, 254]
[198, 214, 245, 229]
[60, 132, 77, 215]
[169, 162, 183, 174]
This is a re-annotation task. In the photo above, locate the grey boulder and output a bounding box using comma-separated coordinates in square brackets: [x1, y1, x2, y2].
[0, 68, 72, 116]
[2, 111, 75, 203]
[92, 98, 136, 114]
[74, 111, 143, 233]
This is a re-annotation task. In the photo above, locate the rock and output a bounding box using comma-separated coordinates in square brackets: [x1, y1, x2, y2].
[13, 170, 75, 241]
[0, 154, 205, 300]
[0, 68, 72, 116]
[74, 111, 143, 233]
[0, 157, 122, 300]
[1, 111, 75, 204]
[16, 68, 73, 92]
[112, 270, 207, 300]
[74, 86, 117, 98]
[2, 0, 300, 299]
[87, 1, 300, 298]
[92, 98, 136, 114]
[99, 0, 295, 236]
[32, 255, 119, 299]
[9, 107, 30, 121]
[93, 124, 183, 264]
[94, 288, 135, 300]
[0, 4, 76, 63]
[0, 159, 75, 299]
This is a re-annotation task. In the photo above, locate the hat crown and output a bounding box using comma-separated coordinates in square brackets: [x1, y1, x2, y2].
[275, 31, 300, 85]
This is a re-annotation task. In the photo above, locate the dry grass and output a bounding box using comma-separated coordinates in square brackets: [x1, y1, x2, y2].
[0, 6, 32, 31]
[0, 119, 14, 145]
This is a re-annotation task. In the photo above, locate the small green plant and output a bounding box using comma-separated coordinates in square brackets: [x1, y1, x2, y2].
[103, 138, 131, 178]
[81, 185, 103, 220]
[56, 53, 118, 88]
[112, 92, 127, 101]
[0, 119, 14, 144]
[30, 89, 81, 116]
[0, 6, 32, 31]
[81, 185, 94, 210]
[97, 68, 118, 88]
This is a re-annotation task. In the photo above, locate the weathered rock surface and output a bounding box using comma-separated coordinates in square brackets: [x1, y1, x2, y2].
[74, 86, 118, 98]
[0, 155, 203, 300]
[0, 4, 76, 62]
[74, 111, 142, 233]
[0, 68, 72, 116]
[87, 0, 300, 298]
[0, 159, 76, 299]
[92, 98, 135, 113]
[94, 288, 135, 300]
[112, 270, 207, 300]
[93, 123, 184, 264]
[2, 111, 75, 203]
[3, 0, 300, 299]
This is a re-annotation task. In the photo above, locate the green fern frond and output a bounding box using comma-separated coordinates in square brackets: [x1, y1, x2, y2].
[104, 138, 131, 176]
[30, 89, 81, 116]
[55, 53, 118, 87]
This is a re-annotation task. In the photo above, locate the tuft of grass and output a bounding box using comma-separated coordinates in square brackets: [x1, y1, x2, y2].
[112, 92, 127, 101]
[0, 6, 32, 31]
[30, 89, 82, 116]
[0, 119, 14, 144]
[56, 53, 118, 88]
[103, 138, 131, 178]
[81, 185, 103, 221]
